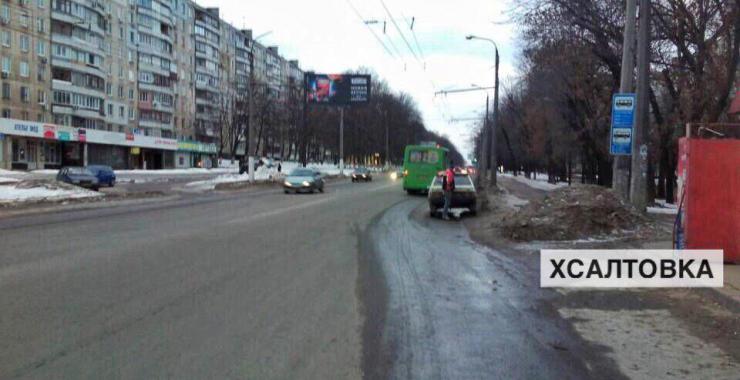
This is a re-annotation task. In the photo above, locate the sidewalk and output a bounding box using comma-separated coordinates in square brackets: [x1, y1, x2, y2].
[643, 240, 740, 304]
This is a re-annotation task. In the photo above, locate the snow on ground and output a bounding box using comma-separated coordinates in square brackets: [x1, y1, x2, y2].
[501, 172, 568, 191]
[183, 161, 358, 191]
[0, 184, 103, 204]
[647, 198, 679, 215]
[0, 177, 20, 184]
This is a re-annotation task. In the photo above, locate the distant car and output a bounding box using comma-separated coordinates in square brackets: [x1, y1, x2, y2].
[57, 167, 100, 191]
[428, 171, 477, 218]
[352, 167, 372, 182]
[87, 165, 116, 187]
[283, 168, 325, 193]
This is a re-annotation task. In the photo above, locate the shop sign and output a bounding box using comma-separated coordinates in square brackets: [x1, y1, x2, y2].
[0, 118, 178, 151]
[177, 141, 218, 154]
[131, 147, 141, 155]
[43, 125, 56, 139]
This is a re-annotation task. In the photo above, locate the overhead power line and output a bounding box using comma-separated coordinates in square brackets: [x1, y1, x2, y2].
[344, 0, 398, 60]
[378, 0, 422, 65]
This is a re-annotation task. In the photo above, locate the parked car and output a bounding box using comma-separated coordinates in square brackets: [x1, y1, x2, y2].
[428, 170, 477, 218]
[283, 168, 325, 193]
[352, 167, 372, 182]
[57, 167, 100, 191]
[87, 165, 116, 187]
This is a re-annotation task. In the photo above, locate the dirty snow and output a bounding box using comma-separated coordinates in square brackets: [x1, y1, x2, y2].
[0, 184, 103, 203]
[0, 177, 20, 184]
[647, 199, 679, 215]
[560, 308, 738, 379]
[501, 172, 568, 191]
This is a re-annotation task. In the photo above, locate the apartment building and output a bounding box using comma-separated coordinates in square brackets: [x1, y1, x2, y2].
[0, 0, 52, 169]
[1, 0, 301, 171]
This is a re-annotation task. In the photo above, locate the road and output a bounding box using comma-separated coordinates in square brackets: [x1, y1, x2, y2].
[0, 176, 612, 379]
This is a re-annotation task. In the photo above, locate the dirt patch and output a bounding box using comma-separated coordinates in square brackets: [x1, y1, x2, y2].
[494, 184, 654, 242]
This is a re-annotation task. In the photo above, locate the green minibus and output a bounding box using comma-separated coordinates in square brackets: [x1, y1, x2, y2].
[402, 145, 448, 194]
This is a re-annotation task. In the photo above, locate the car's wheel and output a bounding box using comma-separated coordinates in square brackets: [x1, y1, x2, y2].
[284, 189, 289, 194]
[319, 186, 324, 193]
[429, 207, 436, 218]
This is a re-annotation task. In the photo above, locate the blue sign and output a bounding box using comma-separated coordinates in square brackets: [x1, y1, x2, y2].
[610, 93, 636, 155]
[0, 133, 4, 140]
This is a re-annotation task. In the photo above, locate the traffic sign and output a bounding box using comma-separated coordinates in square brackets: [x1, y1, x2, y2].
[610, 93, 636, 155]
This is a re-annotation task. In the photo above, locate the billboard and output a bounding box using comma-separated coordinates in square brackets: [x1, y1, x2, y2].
[305, 73, 371, 105]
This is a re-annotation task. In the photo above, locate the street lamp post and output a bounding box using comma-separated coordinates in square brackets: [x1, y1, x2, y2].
[466, 35, 500, 188]
[247, 31, 272, 182]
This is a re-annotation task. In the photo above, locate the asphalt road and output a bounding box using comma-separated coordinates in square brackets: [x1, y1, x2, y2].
[0, 176, 611, 379]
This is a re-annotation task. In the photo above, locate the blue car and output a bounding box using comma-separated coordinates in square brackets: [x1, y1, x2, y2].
[87, 165, 116, 187]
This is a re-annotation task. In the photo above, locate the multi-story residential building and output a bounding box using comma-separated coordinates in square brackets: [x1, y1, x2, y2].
[0, 0, 52, 169]
[1, 0, 301, 171]
[192, 4, 220, 144]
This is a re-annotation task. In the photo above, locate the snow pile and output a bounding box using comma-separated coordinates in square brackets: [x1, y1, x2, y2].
[0, 177, 20, 184]
[647, 199, 679, 215]
[501, 172, 567, 191]
[185, 166, 280, 190]
[0, 180, 103, 204]
[496, 184, 648, 241]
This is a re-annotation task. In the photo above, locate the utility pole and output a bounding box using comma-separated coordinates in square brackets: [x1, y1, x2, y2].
[477, 95, 490, 190]
[384, 109, 390, 168]
[613, 0, 637, 200]
[630, 0, 651, 210]
[247, 40, 257, 182]
[339, 107, 345, 175]
[490, 48, 500, 188]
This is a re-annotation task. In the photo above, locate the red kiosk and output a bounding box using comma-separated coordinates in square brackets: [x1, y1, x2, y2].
[676, 124, 740, 262]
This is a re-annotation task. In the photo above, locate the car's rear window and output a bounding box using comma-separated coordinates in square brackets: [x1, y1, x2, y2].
[433, 175, 473, 186]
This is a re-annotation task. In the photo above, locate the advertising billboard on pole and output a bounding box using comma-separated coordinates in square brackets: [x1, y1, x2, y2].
[305, 73, 371, 105]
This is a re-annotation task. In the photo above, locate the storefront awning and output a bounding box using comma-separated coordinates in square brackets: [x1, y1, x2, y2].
[0, 118, 178, 151]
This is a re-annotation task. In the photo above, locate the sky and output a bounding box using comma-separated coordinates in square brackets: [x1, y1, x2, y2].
[197, 0, 521, 161]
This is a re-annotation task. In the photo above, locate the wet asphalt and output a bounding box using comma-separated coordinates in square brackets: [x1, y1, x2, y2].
[360, 197, 619, 380]
[0, 176, 620, 379]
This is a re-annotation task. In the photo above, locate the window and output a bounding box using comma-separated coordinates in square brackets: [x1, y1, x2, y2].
[117, 86, 123, 98]
[20, 35, 30, 52]
[106, 83, 111, 95]
[0, 5, 9, 24]
[2, 109, 10, 118]
[36, 41, 46, 56]
[1, 56, 10, 74]
[37, 90, 45, 104]
[119, 106, 124, 118]
[37, 63, 44, 81]
[1, 30, 10, 47]
[107, 104, 112, 116]
[2, 83, 10, 99]
[37, 0, 45, 8]
[19, 13, 29, 28]
[36, 17, 45, 34]
[20, 86, 29, 102]
[128, 89, 134, 99]
[20, 61, 29, 77]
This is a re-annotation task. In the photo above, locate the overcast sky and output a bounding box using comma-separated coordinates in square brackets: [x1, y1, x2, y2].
[197, 0, 520, 161]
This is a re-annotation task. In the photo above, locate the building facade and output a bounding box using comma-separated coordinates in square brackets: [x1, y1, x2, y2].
[1, 0, 301, 171]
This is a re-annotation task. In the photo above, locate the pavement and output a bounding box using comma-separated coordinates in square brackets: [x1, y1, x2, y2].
[1, 173, 736, 379]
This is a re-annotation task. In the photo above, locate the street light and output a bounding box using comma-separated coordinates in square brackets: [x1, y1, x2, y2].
[247, 31, 273, 182]
[466, 35, 500, 188]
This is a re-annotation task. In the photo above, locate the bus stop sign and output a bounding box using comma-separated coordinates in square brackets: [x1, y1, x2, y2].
[610, 93, 636, 155]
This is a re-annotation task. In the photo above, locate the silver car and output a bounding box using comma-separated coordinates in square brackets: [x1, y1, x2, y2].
[283, 168, 325, 194]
